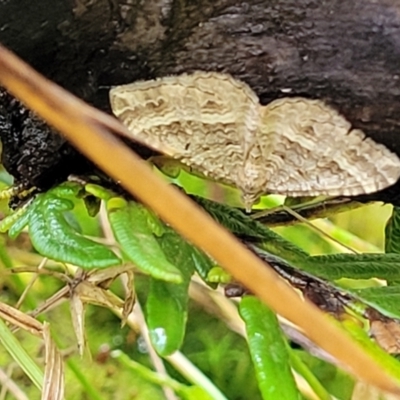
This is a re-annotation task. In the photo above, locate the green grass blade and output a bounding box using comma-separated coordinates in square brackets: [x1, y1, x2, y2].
[0, 318, 43, 390]
[239, 296, 300, 400]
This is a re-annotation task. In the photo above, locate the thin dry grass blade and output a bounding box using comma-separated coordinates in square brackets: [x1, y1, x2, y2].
[0, 304, 65, 398]
[69, 293, 86, 356]
[122, 269, 135, 325]
[0, 43, 399, 394]
[29, 287, 69, 318]
[42, 323, 64, 400]
[0, 302, 42, 336]
[0, 367, 29, 400]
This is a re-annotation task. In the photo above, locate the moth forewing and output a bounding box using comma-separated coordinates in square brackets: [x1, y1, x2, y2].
[109, 71, 261, 190]
[110, 71, 400, 209]
[259, 98, 400, 197]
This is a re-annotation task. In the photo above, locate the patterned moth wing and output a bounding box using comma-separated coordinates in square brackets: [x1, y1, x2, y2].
[250, 98, 400, 199]
[109, 72, 260, 194]
[110, 71, 400, 209]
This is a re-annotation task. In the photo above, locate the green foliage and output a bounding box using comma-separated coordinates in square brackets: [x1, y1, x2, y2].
[0, 319, 43, 390]
[239, 296, 300, 400]
[193, 196, 308, 261]
[106, 197, 182, 283]
[385, 206, 400, 254]
[0, 183, 120, 268]
[295, 351, 354, 400]
[3, 181, 400, 399]
[342, 207, 400, 318]
[146, 230, 195, 356]
[300, 253, 400, 280]
[196, 195, 400, 283]
[349, 286, 400, 319]
[181, 302, 262, 400]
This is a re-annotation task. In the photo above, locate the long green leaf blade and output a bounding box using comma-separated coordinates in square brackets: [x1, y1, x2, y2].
[146, 230, 195, 355]
[194, 196, 308, 261]
[0, 318, 43, 390]
[107, 198, 182, 283]
[239, 296, 300, 400]
[349, 286, 400, 319]
[299, 253, 400, 280]
[385, 207, 400, 254]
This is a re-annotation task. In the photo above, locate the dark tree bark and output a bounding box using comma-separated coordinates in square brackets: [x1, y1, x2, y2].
[1, 0, 400, 202]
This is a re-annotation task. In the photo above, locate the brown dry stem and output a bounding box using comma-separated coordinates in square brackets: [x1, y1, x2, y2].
[0, 43, 399, 394]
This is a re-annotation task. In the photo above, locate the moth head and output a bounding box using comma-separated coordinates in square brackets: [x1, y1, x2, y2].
[238, 163, 268, 212]
[241, 192, 262, 213]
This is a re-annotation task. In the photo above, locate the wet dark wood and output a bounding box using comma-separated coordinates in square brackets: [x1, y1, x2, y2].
[1, 0, 400, 202]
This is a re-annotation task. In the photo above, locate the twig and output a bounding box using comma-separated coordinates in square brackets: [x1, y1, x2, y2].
[15, 257, 48, 309]
[281, 205, 358, 253]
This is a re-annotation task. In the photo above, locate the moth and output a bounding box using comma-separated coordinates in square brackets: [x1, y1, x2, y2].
[109, 71, 400, 210]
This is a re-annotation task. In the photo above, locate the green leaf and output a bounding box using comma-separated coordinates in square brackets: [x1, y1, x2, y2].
[4, 202, 33, 238]
[1, 184, 120, 269]
[196, 196, 400, 282]
[195, 198, 400, 283]
[385, 207, 400, 254]
[194, 196, 308, 262]
[207, 267, 232, 283]
[239, 296, 300, 400]
[146, 230, 195, 356]
[189, 246, 216, 286]
[300, 253, 400, 280]
[194, 197, 400, 283]
[107, 199, 182, 283]
[84, 183, 114, 201]
[349, 286, 400, 319]
[50, 181, 82, 198]
[0, 319, 43, 390]
[28, 193, 120, 268]
[194, 196, 267, 238]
